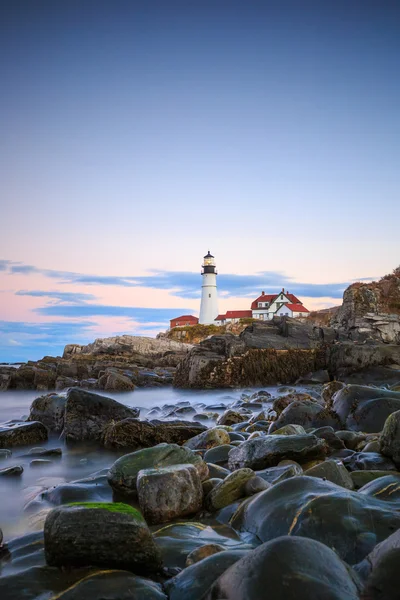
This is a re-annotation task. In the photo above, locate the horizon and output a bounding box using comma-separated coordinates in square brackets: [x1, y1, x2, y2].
[1, 1, 399, 361]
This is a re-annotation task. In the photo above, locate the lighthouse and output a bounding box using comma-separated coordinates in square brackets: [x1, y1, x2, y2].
[199, 251, 219, 325]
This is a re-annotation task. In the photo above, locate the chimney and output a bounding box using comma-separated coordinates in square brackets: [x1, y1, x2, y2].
[262, 291, 265, 295]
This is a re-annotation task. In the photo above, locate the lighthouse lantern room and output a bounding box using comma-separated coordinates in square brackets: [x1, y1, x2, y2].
[199, 251, 219, 325]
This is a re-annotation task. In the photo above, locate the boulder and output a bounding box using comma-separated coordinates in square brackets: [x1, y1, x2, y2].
[184, 428, 230, 450]
[322, 380, 346, 407]
[380, 409, 400, 467]
[0, 421, 48, 448]
[343, 452, 397, 472]
[255, 462, 303, 485]
[355, 528, 400, 595]
[217, 410, 247, 426]
[311, 426, 346, 450]
[336, 430, 366, 450]
[100, 371, 136, 391]
[204, 444, 235, 466]
[137, 463, 203, 524]
[268, 399, 341, 433]
[63, 388, 139, 441]
[207, 463, 230, 479]
[44, 503, 162, 574]
[186, 543, 224, 566]
[206, 468, 257, 511]
[203, 478, 223, 496]
[271, 424, 306, 436]
[358, 474, 400, 502]
[230, 476, 400, 564]
[204, 536, 360, 600]
[332, 384, 400, 432]
[350, 470, 400, 490]
[0, 449, 12, 460]
[305, 459, 354, 489]
[28, 394, 67, 432]
[103, 418, 207, 450]
[164, 550, 249, 600]
[228, 434, 327, 471]
[107, 443, 209, 496]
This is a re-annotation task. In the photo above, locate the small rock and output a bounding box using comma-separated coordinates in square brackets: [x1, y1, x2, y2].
[206, 463, 230, 479]
[204, 444, 235, 466]
[184, 428, 231, 450]
[206, 468, 256, 511]
[305, 459, 354, 489]
[0, 449, 12, 460]
[186, 543, 225, 566]
[0, 465, 23, 476]
[243, 475, 270, 496]
[30, 459, 53, 468]
[0, 421, 48, 448]
[217, 410, 247, 426]
[271, 424, 306, 436]
[380, 410, 400, 467]
[202, 478, 223, 496]
[336, 430, 366, 450]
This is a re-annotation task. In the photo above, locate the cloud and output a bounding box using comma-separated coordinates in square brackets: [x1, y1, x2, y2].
[8, 339, 22, 346]
[16, 290, 97, 304]
[0, 260, 12, 271]
[1, 259, 353, 299]
[35, 305, 192, 322]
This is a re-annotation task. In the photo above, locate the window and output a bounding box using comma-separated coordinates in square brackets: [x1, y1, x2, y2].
[258, 302, 262, 307]
[209, 293, 211, 298]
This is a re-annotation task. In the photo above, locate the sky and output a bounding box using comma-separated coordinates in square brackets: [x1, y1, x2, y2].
[1, 0, 399, 361]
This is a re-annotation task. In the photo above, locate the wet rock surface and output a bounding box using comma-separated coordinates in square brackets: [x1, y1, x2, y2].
[0, 421, 48, 448]
[3, 378, 400, 599]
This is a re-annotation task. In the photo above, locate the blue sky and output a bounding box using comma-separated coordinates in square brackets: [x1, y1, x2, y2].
[1, 1, 399, 361]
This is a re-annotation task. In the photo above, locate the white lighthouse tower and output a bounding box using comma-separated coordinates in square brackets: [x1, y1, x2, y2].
[199, 251, 218, 325]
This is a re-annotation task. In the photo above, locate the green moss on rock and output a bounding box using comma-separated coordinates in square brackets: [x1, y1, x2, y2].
[68, 502, 144, 519]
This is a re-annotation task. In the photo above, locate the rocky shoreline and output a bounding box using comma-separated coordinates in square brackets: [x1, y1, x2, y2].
[1, 381, 400, 598]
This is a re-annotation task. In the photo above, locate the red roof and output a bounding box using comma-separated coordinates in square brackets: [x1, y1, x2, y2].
[215, 314, 227, 321]
[251, 294, 277, 309]
[171, 315, 198, 323]
[225, 310, 253, 318]
[285, 303, 309, 313]
[251, 291, 302, 309]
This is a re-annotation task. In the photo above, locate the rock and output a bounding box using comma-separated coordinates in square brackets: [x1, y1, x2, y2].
[250, 390, 272, 401]
[358, 474, 400, 502]
[360, 548, 400, 600]
[186, 543, 225, 566]
[164, 550, 249, 600]
[63, 388, 139, 442]
[0, 527, 2, 546]
[343, 452, 397, 471]
[99, 371, 136, 391]
[363, 440, 381, 452]
[22, 447, 62, 458]
[184, 428, 230, 450]
[0, 421, 48, 448]
[217, 410, 247, 426]
[107, 443, 208, 496]
[202, 478, 223, 496]
[312, 426, 346, 450]
[228, 432, 245, 442]
[256, 462, 303, 485]
[228, 434, 327, 470]
[269, 399, 341, 433]
[305, 459, 354, 489]
[0, 449, 12, 460]
[350, 470, 400, 490]
[230, 476, 400, 564]
[30, 459, 53, 468]
[206, 468, 256, 511]
[204, 536, 360, 600]
[322, 380, 346, 407]
[0, 465, 23, 476]
[336, 430, 367, 450]
[28, 394, 67, 432]
[137, 463, 203, 524]
[271, 424, 307, 436]
[207, 463, 230, 479]
[103, 418, 207, 449]
[204, 444, 235, 466]
[44, 503, 162, 574]
[243, 475, 270, 496]
[380, 409, 400, 467]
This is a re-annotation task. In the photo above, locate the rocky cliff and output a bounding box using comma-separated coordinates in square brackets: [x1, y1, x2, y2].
[1, 335, 193, 392]
[331, 267, 400, 343]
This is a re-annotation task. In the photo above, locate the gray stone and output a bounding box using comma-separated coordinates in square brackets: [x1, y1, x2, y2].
[28, 393, 67, 432]
[137, 463, 203, 524]
[217, 410, 247, 426]
[380, 410, 400, 467]
[107, 443, 208, 496]
[204, 444, 235, 466]
[206, 463, 230, 479]
[350, 470, 400, 490]
[186, 543, 225, 566]
[305, 459, 354, 489]
[206, 468, 256, 511]
[228, 434, 327, 471]
[0, 421, 48, 448]
[0, 465, 23, 476]
[44, 503, 162, 574]
[271, 424, 306, 436]
[184, 428, 230, 450]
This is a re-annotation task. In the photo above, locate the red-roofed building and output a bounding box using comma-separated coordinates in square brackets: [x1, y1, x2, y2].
[170, 315, 199, 329]
[251, 289, 309, 320]
[215, 310, 252, 325]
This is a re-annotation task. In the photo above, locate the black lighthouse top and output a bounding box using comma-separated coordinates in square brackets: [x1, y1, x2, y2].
[202, 251, 217, 275]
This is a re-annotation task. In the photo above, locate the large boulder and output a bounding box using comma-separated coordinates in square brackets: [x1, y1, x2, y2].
[228, 434, 327, 471]
[28, 394, 67, 432]
[204, 536, 360, 600]
[44, 503, 162, 574]
[332, 385, 400, 432]
[100, 371, 136, 391]
[107, 443, 209, 496]
[137, 463, 203, 524]
[184, 428, 230, 450]
[63, 388, 139, 441]
[0, 421, 48, 448]
[103, 418, 206, 450]
[305, 458, 354, 489]
[230, 476, 400, 564]
[380, 410, 400, 467]
[268, 399, 341, 432]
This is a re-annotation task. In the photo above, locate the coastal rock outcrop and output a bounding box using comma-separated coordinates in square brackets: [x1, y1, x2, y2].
[0, 421, 48, 448]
